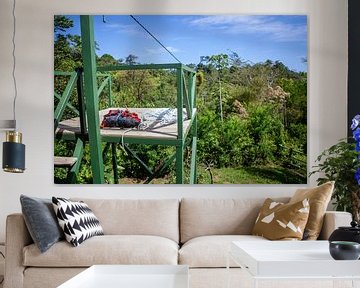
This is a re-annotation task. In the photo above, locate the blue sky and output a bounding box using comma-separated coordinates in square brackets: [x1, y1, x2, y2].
[59, 15, 307, 72]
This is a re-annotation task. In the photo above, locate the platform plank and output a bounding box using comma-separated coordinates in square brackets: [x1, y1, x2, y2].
[54, 156, 78, 167]
[55, 108, 194, 141]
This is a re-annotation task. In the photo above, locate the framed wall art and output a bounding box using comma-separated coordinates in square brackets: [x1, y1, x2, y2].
[54, 14, 307, 184]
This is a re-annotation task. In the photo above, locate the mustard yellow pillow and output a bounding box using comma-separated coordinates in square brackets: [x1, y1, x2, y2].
[289, 181, 334, 240]
[252, 198, 310, 240]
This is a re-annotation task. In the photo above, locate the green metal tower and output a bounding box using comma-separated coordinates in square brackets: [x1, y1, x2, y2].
[54, 15, 197, 184]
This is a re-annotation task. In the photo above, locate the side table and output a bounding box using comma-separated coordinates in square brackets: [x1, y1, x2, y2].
[227, 240, 360, 288]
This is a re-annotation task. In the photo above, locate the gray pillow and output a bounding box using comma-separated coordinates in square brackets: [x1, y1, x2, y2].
[20, 195, 64, 253]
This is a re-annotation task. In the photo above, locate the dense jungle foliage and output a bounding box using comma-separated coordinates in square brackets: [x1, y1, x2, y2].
[54, 16, 307, 184]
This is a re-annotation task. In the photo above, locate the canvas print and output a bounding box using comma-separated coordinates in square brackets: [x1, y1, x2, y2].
[54, 15, 307, 184]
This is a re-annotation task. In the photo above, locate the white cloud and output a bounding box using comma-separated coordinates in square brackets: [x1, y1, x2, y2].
[146, 46, 180, 55]
[171, 36, 192, 41]
[187, 15, 307, 43]
[101, 23, 141, 36]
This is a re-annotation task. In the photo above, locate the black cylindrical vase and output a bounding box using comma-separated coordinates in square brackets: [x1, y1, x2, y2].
[2, 131, 25, 173]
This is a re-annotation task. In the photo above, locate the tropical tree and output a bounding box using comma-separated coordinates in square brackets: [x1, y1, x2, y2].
[206, 54, 230, 122]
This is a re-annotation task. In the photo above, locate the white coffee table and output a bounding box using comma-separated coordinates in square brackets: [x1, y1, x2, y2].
[228, 241, 360, 288]
[57, 265, 189, 288]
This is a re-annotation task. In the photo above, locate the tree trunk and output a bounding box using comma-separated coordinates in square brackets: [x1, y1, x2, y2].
[351, 189, 360, 223]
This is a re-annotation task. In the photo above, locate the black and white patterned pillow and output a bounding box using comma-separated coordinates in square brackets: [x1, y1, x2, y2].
[52, 197, 104, 247]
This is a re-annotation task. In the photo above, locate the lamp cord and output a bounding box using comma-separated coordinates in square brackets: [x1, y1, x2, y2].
[11, 0, 18, 128]
[0, 251, 4, 284]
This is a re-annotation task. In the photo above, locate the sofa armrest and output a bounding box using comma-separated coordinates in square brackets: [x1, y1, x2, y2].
[318, 211, 352, 240]
[4, 213, 33, 288]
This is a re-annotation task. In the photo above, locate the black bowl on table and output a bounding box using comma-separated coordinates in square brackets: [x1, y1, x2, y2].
[329, 241, 360, 260]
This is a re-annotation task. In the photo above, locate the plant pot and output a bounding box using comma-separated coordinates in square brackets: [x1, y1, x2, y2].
[328, 221, 360, 244]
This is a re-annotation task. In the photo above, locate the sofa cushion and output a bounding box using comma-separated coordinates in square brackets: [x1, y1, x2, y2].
[72, 198, 179, 243]
[20, 195, 64, 253]
[24, 268, 86, 288]
[180, 198, 289, 243]
[179, 235, 267, 268]
[23, 235, 178, 267]
[290, 181, 334, 240]
[252, 198, 310, 240]
[52, 197, 104, 247]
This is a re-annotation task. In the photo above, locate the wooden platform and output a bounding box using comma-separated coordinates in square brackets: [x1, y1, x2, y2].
[56, 108, 195, 142]
[54, 156, 78, 167]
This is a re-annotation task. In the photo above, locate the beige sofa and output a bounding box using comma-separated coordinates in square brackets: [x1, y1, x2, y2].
[4, 198, 352, 288]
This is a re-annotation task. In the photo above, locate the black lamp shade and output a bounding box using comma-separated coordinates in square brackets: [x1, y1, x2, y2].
[2, 141, 25, 173]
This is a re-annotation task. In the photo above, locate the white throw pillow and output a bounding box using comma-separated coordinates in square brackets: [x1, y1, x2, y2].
[52, 197, 103, 247]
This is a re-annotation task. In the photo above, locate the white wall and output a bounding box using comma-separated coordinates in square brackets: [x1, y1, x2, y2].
[0, 0, 348, 242]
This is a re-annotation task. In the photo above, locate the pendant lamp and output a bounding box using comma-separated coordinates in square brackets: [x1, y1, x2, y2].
[1, 0, 25, 173]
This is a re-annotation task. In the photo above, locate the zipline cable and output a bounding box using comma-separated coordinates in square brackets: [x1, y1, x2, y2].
[129, 15, 182, 64]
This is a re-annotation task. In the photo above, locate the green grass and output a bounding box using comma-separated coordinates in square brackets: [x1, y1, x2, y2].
[197, 166, 306, 184]
[115, 165, 306, 184]
[199, 167, 306, 184]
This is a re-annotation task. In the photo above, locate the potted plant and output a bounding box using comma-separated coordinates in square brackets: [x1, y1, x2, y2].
[310, 115, 360, 222]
